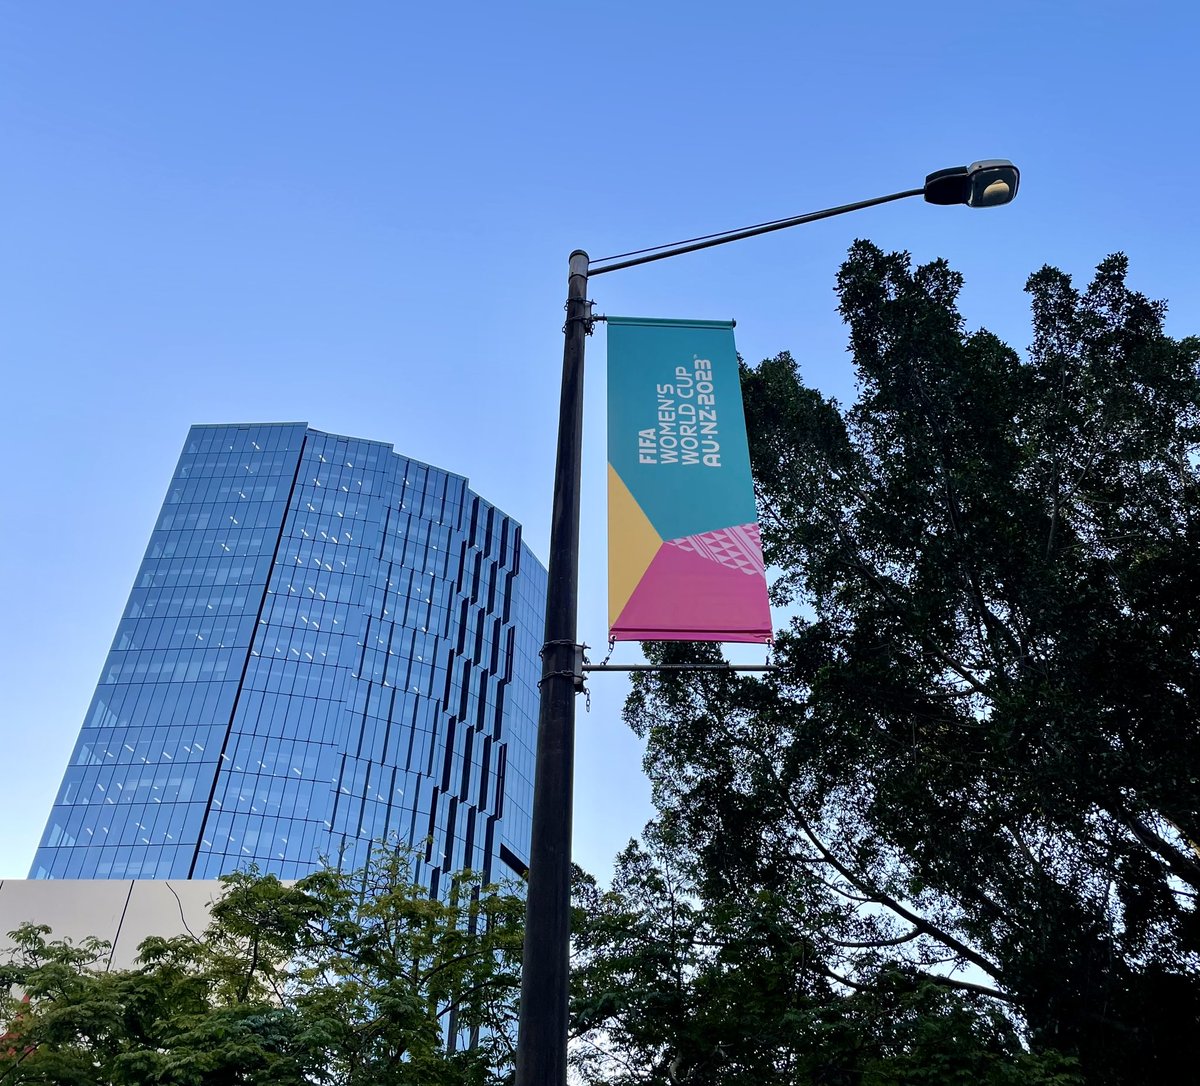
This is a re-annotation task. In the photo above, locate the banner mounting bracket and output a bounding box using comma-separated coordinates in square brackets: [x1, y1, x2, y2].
[563, 300, 598, 336]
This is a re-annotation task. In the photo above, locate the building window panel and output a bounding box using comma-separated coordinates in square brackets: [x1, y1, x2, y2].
[31, 424, 544, 894]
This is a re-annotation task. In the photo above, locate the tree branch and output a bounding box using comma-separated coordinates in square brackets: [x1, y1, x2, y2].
[1122, 814, 1200, 890]
[769, 774, 1002, 980]
[819, 963, 1015, 1005]
[827, 928, 922, 950]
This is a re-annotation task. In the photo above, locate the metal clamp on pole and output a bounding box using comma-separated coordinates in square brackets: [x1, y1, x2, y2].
[535, 639, 589, 693]
[563, 299, 596, 335]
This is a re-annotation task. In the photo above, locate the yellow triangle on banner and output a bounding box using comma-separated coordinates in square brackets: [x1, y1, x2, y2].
[608, 465, 663, 627]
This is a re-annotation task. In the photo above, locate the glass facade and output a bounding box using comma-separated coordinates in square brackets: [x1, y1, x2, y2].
[32, 424, 546, 891]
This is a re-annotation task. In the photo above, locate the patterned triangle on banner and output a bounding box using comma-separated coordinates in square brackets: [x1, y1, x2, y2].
[608, 464, 664, 628]
[612, 531, 771, 643]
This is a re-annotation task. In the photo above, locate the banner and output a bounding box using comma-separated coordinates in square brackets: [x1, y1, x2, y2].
[607, 316, 771, 643]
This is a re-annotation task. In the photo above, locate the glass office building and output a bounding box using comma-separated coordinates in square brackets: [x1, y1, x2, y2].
[31, 423, 545, 891]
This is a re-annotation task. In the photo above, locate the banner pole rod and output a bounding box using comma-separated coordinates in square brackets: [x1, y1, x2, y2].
[514, 249, 590, 1086]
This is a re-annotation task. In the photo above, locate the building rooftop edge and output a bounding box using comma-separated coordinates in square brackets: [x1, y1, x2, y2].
[187, 422, 546, 571]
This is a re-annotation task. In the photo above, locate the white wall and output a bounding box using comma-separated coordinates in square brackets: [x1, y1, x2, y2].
[0, 879, 225, 970]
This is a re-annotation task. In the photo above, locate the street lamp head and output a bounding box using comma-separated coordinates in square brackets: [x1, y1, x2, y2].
[966, 160, 1020, 207]
[923, 159, 1020, 207]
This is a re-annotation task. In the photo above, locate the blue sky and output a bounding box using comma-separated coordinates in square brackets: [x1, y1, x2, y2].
[2, 1, 1198, 880]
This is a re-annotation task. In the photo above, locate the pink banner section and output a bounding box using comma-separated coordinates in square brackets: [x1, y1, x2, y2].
[666, 523, 765, 577]
[611, 523, 771, 643]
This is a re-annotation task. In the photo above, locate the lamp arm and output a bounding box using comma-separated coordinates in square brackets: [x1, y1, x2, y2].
[589, 186, 925, 276]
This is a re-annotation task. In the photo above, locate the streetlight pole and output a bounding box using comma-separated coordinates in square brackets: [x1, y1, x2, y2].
[514, 249, 590, 1086]
[514, 160, 1020, 1086]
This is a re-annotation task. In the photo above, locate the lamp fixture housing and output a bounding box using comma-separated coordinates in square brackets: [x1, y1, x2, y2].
[924, 159, 1020, 207]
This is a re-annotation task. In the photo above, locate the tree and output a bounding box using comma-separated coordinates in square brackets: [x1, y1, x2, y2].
[621, 245, 1200, 1084]
[0, 846, 524, 1085]
[570, 829, 1079, 1085]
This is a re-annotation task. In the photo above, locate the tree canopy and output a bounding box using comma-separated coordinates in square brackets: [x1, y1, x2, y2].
[571, 830, 1080, 1086]
[0, 847, 524, 1085]
[601, 244, 1199, 1084]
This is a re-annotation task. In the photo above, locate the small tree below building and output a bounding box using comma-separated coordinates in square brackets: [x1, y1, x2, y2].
[0, 846, 524, 1086]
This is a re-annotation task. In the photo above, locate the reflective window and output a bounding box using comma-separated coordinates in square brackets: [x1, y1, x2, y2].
[33, 425, 545, 891]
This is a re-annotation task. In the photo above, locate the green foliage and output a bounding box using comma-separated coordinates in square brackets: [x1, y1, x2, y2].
[0, 846, 523, 1085]
[619, 245, 1199, 1084]
[570, 831, 1080, 1085]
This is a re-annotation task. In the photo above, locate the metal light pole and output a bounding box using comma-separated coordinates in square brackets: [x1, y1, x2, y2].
[514, 249, 590, 1086]
[514, 160, 1020, 1086]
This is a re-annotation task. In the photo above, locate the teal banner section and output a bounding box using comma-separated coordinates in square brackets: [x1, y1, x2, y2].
[607, 316, 756, 543]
